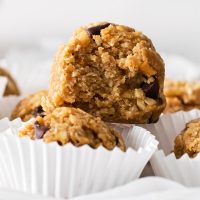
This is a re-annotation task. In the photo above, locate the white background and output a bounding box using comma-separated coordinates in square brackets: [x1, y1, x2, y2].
[0, 0, 200, 64]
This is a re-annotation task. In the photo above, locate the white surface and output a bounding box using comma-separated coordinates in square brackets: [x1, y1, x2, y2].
[1, 177, 200, 200]
[72, 177, 200, 200]
[0, 119, 157, 198]
[0, 0, 200, 64]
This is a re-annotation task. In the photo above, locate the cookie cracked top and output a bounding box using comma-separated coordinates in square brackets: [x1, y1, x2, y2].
[44, 22, 166, 123]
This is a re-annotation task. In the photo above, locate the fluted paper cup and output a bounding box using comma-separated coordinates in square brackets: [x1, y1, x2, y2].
[162, 54, 200, 81]
[0, 118, 158, 198]
[0, 59, 49, 95]
[0, 188, 63, 200]
[0, 59, 49, 120]
[0, 77, 7, 98]
[142, 109, 200, 186]
[0, 96, 23, 119]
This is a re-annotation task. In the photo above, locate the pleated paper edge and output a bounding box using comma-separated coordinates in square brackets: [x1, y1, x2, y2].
[151, 149, 200, 186]
[0, 77, 8, 98]
[0, 117, 158, 155]
[0, 118, 158, 198]
[0, 95, 24, 120]
[141, 109, 200, 154]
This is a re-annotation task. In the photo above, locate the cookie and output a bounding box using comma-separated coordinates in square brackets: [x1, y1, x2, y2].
[11, 90, 47, 121]
[164, 80, 200, 113]
[0, 67, 20, 96]
[18, 107, 126, 151]
[43, 22, 165, 124]
[174, 118, 200, 158]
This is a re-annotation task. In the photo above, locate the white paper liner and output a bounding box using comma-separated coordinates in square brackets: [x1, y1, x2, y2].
[162, 53, 200, 81]
[142, 109, 200, 186]
[0, 77, 8, 98]
[0, 96, 23, 119]
[0, 58, 49, 120]
[0, 58, 50, 95]
[0, 119, 158, 198]
[142, 109, 200, 154]
[0, 188, 62, 200]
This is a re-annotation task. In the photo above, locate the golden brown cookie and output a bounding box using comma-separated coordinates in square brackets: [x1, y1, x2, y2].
[43, 22, 165, 124]
[164, 80, 200, 113]
[0, 67, 20, 96]
[11, 90, 47, 121]
[18, 107, 126, 151]
[174, 118, 200, 158]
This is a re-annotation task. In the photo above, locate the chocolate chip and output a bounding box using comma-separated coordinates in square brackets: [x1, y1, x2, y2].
[148, 116, 159, 124]
[34, 121, 49, 139]
[57, 141, 63, 146]
[32, 106, 45, 117]
[157, 97, 164, 105]
[125, 73, 143, 89]
[141, 78, 159, 99]
[87, 23, 110, 36]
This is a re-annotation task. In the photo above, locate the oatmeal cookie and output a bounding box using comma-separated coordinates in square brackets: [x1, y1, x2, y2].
[0, 67, 20, 96]
[43, 22, 165, 124]
[19, 107, 126, 151]
[164, 80, 200, 113]
[11, 90, 47, 121]
[174, 118, 200, 158]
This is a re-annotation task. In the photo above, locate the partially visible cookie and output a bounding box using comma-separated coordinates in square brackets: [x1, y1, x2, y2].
[0, 67, 20, 96]
[11, 90, 47, 121]
[18, 107, 126, 151]
[164, 80, 200, 113]
[43, 22, 165, 124]
[174, 118, 200, 158]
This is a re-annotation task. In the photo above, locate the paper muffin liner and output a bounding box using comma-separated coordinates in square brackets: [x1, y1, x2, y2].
[0, 118, 158, 198]
[0, 77, 8, 98]
[162, 53, 200, 81]
[0, 96, 23, 119]
[0, 59, 48, 119]
[0, 59, 49, 95]
[142, 109, 200, 186]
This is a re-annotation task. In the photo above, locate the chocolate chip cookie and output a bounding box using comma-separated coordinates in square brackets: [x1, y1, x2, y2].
[43, 22, 165, 124]
[18, 107, 125, 151]
[164, 80, 200, 113]
[174, 118, 200, 158]
[11, 90, 47, 121]
[0, 67, 20, 96]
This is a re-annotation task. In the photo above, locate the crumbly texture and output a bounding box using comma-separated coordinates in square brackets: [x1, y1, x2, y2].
[43, 22, 165, 124]
[164, 80, 200, 113]
[18, 107, 126, 151]
[0, 67, 20, 96]
[174, 118, 200, 158]
[11, 90, 47, 121]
